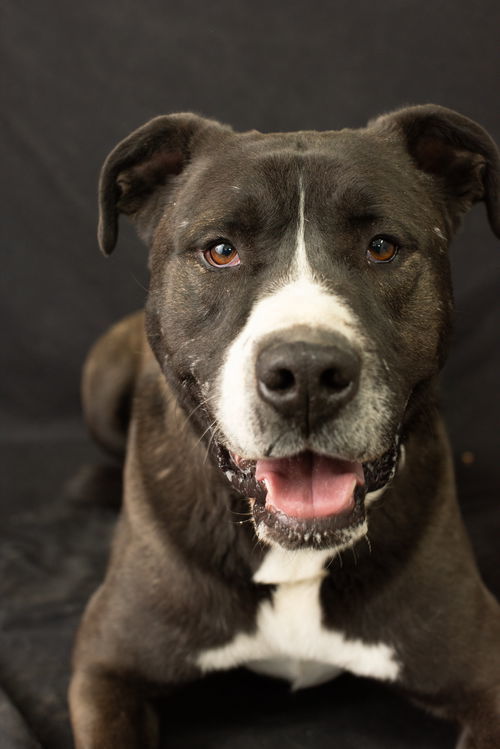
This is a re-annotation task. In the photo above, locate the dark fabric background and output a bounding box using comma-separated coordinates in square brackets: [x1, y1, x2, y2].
[1, 1, 499, 747]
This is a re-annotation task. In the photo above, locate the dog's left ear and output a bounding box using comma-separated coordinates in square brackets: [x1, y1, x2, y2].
[369, 104, 500, 238]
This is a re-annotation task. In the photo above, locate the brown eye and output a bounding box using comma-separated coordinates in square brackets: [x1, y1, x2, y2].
[204, 242, 240, 268]
[367, 236, 399, 263]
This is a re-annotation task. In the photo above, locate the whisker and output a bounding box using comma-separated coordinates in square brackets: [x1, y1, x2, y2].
[230, 510, 254, 517]
[252, 536, 266, 555]
[203, 428, 218, 465]
[351, 545, 358, 566]
[180, 394, 218, 430]
[326, 554, 336, 570]
[364, 534, 373, 555]
[129, 272, 149, 294]
[192, 420, 217, 449]
[264, 429, 287, 458]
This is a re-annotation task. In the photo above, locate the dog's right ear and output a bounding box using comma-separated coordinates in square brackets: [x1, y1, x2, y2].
[98, 113, 231, 255]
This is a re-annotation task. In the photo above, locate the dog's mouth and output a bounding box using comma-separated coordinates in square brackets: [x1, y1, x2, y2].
[215, 438, 401, 551]
[256, 452, 364, 518]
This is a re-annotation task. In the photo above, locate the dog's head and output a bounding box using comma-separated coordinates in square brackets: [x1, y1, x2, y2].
[98, 106, 499, 552]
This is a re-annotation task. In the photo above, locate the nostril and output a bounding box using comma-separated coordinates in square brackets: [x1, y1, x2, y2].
[264, 367, 295, 392]
[320, 367, 352, 392]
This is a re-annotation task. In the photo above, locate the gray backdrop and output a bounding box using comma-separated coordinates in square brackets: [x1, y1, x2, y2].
[1, 1, 499, 747]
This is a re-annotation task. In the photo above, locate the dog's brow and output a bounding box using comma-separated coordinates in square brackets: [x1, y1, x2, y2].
[332, 186, 379, 214]
[346, 211, 382, 227]
[176, 193, 292, 247]
[327, 187, 386, 229]
[177, 216, 258, 247]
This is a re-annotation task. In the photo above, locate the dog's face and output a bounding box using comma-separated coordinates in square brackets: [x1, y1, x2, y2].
[98, 106, 499, 552]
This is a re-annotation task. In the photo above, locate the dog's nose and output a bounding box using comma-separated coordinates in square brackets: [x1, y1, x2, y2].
[256, 339, 360, 429]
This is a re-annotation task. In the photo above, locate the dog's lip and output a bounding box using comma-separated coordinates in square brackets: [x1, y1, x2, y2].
[231, 453, 257, 471]
[228, 450, 363, 520]
[250, 479, 368, 552]
[229, 448, 392, 468]
[223, 435, 401, 504]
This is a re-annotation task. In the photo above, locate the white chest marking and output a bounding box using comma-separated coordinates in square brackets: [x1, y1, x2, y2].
[196, 548, 400, 690]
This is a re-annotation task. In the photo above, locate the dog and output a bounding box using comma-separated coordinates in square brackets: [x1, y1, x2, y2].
[70, 105, 500, 748]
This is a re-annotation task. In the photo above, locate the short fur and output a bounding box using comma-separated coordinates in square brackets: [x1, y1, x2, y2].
[71, 106, 500, 748]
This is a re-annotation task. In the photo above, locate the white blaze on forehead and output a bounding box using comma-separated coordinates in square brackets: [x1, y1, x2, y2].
[294, 180, 314, 280]
[251, 179, 356, 342]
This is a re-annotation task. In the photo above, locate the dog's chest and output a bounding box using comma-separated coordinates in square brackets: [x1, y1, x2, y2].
[196, 549, 399, 690]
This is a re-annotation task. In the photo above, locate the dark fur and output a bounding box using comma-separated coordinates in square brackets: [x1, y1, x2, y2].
[71, 106, 500, 748]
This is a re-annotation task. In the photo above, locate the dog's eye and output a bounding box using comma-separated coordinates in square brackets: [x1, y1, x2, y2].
[204, 242, 241, 268]
[367, 236, 399, 263]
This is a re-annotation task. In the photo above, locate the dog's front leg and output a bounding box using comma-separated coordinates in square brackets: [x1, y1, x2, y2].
[400, 594, 500, 749]
[399, 589, 500, 747]
[454, 686, 500, 749]
[69, 668, 160, 749]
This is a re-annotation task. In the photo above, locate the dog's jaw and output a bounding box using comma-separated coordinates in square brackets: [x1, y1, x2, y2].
[214, 436, 402, 552]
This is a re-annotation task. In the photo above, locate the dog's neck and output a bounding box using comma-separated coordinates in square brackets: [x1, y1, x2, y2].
[253, 547, 335, 585]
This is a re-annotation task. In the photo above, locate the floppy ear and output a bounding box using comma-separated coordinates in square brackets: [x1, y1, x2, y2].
[369, 104, 500, 238]
[98, 113, 231, 255]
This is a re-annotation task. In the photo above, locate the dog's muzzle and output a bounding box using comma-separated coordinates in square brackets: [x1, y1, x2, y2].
[211, 330, 401, 550]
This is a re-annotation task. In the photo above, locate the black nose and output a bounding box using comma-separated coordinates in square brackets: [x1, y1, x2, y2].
[256, 339, 360, 430]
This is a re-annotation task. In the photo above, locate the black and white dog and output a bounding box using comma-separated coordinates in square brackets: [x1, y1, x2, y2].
[70, 105, 500, 748]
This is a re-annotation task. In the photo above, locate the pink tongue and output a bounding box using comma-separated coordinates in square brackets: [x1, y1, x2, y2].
[255, 453, 364, 519]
